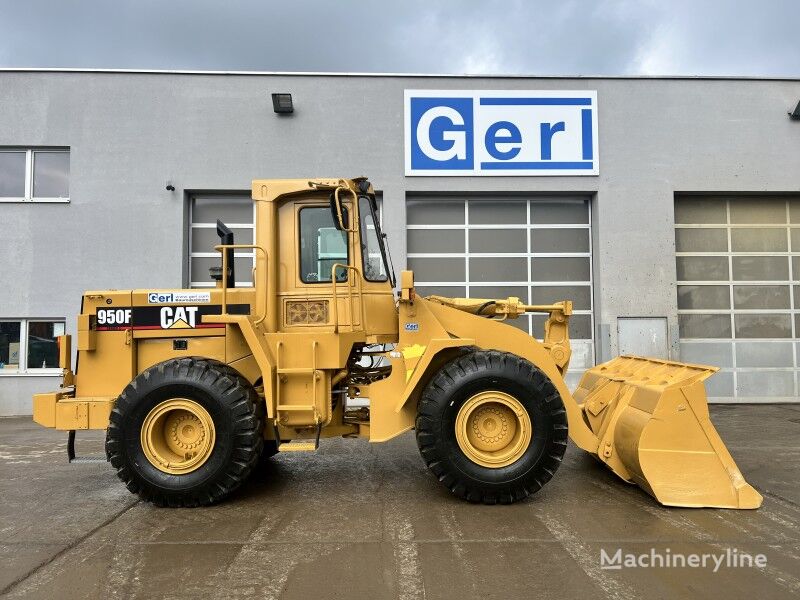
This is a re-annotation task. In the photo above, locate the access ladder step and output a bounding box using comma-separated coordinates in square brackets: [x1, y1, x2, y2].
[70, 456, 108, 464]
[67, 430, 108, 464]
[278, 442, 318, 452]
[276, 422, 322, 453]
[277, 367, 319, 375]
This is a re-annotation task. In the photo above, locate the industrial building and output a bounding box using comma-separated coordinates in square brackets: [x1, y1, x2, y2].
[1, 68, 799, 413]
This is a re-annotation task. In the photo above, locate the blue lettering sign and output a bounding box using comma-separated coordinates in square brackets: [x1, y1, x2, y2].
[405, 90, 598, 176]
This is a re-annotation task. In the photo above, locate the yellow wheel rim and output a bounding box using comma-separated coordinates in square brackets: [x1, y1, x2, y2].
[141, 398, 216, 475]
[455, 391, 532, 468]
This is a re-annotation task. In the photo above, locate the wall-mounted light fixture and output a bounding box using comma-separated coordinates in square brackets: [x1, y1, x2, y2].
[790, 101, 800, 120]
[165, 181, 175, 191]
[271, 93, 294, 114]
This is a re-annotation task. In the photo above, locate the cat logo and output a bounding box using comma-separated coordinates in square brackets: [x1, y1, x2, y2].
[160, 306, 199, 329]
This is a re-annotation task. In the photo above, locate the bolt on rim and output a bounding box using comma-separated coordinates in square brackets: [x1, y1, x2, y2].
[454, 390, 532, 468]
[140, 398, 216, 475]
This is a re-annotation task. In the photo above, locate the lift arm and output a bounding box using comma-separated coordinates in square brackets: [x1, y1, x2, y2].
[425, 296, 573, 372]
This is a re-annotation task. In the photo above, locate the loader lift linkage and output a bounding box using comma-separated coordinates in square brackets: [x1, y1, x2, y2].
[33, 177, 761, 509]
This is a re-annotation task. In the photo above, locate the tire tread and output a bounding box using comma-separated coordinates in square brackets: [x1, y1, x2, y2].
[106, 357, 263, 507]
[415, 350, 567, 505]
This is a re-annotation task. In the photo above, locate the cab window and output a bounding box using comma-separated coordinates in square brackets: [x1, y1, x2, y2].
[299, 207, 348, 283]
[359, 196, 389, 282]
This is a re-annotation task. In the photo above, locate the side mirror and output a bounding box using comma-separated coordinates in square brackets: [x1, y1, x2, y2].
[329, 190, 350, 231]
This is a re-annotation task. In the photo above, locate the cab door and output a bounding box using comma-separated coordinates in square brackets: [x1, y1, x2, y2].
[280, 199, 362, 332]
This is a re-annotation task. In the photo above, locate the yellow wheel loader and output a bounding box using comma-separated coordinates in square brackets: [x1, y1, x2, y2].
[33, 178, 762, 509]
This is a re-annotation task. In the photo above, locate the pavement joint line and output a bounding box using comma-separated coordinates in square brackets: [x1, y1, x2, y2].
[56, 537, 798, 545]
[537, 509, 638, 600]
[725, 446, 800, 450]
[763, 491, 800, 510]
[0, 499, 140, 596]
[590, 472, 800, 595]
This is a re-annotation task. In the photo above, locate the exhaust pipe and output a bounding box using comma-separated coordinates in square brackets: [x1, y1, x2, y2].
[214, 219, 235, 288]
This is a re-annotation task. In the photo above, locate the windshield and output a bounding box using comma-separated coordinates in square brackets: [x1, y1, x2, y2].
[358, 195, 390, 283]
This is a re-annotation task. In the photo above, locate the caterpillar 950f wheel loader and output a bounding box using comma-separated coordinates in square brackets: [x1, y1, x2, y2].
[33, 177, 762, 509]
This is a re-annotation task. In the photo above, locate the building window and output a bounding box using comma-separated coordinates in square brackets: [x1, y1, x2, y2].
[0, 148, 70, 202]
[0, 319, 65, 374]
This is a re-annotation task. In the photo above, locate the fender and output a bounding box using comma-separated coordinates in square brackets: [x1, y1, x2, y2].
[368, 296, 600, 451]
[421, 299, 599, 452]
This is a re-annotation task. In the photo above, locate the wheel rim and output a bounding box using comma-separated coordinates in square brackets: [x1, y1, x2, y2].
[141, 398, 216, 474]
[455, 391, 532, 468]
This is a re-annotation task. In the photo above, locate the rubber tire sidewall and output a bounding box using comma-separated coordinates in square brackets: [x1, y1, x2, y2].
[416, 351, 567, 502]
[443, 368, 551, 487]
[123, 380, 237, 493]
[107, 358, 262, 506]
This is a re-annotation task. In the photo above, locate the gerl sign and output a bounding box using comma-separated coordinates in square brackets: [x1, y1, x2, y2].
[405, 90, 598, 176]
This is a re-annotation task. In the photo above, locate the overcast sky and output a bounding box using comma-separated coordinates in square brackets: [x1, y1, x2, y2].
[0, 0, 798, 76]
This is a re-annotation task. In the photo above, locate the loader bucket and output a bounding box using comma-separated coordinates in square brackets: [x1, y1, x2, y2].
[573, 356, 762, 509]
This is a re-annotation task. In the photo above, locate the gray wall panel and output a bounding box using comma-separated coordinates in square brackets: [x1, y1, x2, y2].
[1, 71, 799, 412]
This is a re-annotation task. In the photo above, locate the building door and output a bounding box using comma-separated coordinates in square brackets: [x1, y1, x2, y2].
[675, 195, 800, 401]
[188, 193, 254, 288]
[406, 195, 594, 387]
[618, 317, 669, 359]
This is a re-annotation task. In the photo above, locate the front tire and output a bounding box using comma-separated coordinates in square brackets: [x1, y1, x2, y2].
[415, 350, 567, 504]
[106, 357, 263, 507]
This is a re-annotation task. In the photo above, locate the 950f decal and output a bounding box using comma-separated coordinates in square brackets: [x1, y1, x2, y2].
[96, 308, 132, 328]
[94, 304, 249, 331]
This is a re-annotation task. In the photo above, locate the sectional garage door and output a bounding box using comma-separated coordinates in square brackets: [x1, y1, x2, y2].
[188, 193, 254, 288]
[407, 195, 594, 383]
[675, 195, 800, 401]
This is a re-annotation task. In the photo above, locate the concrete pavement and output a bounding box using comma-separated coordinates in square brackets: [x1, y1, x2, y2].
[1, 404, 799, 599]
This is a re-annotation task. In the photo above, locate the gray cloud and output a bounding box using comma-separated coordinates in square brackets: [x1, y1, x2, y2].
[0, 0, 797, 76]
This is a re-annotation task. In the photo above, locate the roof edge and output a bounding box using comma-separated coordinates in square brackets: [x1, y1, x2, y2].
[0, 67, 798, 82]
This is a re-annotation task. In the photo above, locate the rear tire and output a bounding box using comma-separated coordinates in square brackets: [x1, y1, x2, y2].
[106, 357, 263, 507]
[415, 350, 567, 504]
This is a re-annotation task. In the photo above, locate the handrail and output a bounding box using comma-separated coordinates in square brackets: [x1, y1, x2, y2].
[214, 243, 269, 325]
[333, 186, 359, 233]
[330, 263, 365, 333]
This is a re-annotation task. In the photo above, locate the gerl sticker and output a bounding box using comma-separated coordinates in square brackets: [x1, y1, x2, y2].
[405, 322, 420, 332]
[148, 291, 211, 304]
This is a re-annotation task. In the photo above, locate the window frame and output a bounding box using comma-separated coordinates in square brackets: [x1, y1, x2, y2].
[0, 148, 70, 203]
[0, 318, 65, 376]
[358, 195, 390, 284]
[298, 205, 350, 285]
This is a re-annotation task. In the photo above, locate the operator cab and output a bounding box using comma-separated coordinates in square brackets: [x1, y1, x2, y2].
[273, 178, 397, 340]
